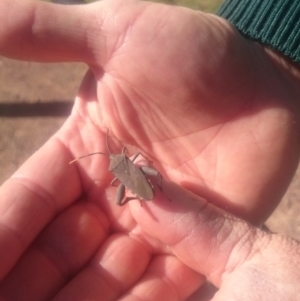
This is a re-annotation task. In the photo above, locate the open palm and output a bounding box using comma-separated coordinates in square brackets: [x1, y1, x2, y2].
[1, 0, 300, 300]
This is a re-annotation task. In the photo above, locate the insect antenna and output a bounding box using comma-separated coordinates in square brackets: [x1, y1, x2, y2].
[69, 152, 108, 164]
[69, 129, 112, 164]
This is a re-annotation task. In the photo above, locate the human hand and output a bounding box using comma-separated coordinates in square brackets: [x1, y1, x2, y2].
[1, 0, 300, 300]
[131, 182, 300, 301]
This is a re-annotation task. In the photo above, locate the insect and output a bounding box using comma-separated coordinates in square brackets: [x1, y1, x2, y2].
[69, 129, 163, 206]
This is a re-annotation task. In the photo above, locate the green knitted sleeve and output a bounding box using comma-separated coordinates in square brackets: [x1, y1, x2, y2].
[217, 0, 300, 64]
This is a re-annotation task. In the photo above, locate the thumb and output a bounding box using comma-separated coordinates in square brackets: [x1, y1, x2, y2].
[0, 0, 106, 63]
[130, 181, 292, 289]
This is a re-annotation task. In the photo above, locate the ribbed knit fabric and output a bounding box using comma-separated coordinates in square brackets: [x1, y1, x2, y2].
[217, 0, 300, 64]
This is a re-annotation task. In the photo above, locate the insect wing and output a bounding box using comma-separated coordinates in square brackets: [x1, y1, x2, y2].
[112, 157, 154, 200]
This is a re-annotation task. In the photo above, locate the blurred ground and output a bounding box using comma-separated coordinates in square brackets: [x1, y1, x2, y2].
[0, 57, 87, 185]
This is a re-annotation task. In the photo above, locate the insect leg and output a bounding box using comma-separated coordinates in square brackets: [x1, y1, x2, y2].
[110, 177, 119, 186]
[131, 152, 153, 165]
[116, 184, 141, 206]
[116, 183, 126, 206]
[140, 166, 162, 191]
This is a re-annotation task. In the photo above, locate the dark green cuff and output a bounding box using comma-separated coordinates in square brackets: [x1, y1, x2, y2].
[217, 0, 300, 64]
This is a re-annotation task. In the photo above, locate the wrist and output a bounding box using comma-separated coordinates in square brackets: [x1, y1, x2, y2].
[264, 47, 300, 82]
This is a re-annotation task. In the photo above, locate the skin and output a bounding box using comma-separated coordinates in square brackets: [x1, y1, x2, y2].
[1, 0, 300, 300]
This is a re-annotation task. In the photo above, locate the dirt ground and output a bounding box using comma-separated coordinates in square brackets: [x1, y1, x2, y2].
[1, 56, 300, 240]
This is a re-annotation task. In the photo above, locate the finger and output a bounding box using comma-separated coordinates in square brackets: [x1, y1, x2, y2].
[0, 0, 94, 62]
[119, 255, 205, 301]
[52, 234, 151, 301]
[0, 136, 81, 280]
[0, 201, 108, 301]
[130, 180, 270, 288]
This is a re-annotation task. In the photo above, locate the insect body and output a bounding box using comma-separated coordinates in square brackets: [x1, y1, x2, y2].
[70, 130, 162, 206]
